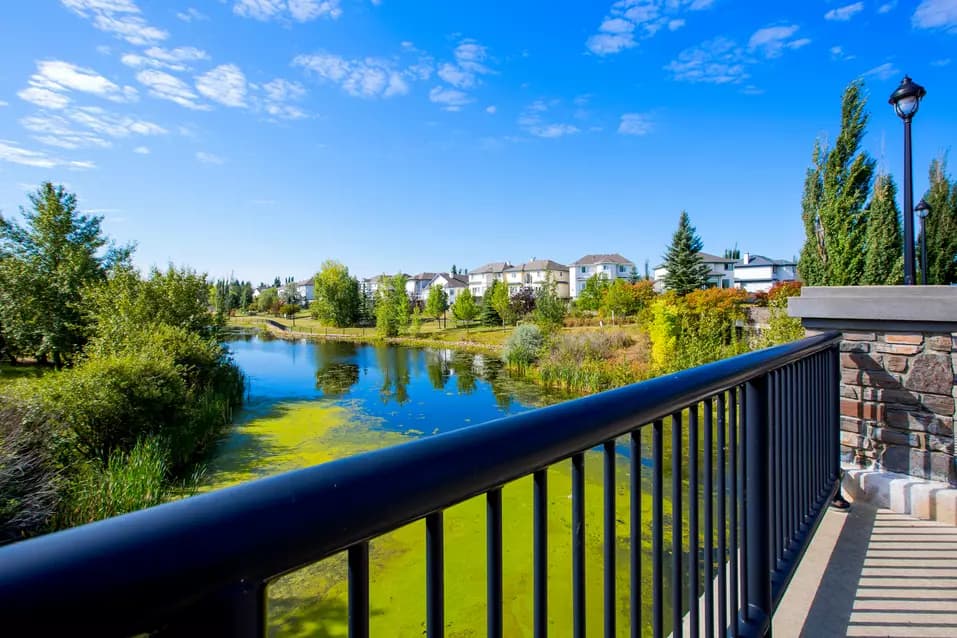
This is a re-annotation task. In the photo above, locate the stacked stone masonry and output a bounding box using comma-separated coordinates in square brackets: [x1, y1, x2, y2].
[836, 330, 956, 484]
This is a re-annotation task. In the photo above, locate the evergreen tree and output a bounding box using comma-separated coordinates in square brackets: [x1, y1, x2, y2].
[862, 173, 904, 285]
[798, 80, 875, 285]
[480, 280, 503, 326]
[924, 157, 957, 284]
[723, 245, 741, 260]
[662, 210, 710, 295]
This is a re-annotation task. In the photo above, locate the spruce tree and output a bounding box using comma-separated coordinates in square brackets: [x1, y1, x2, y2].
[862, 173, 903, 285]
[924, 157, 957, 284]
[662, 210, 710, 295]
[798, 80, 875, 285]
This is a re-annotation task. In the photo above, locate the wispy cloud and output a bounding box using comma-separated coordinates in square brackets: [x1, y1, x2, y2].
[618, 113, 653, 136]
[863, 62, 900, 80]
[665, 37, 748, 84]
[18, 60, 138, 109]
[430, 38, 494, 111]
[133, 145, 150, 154]
[196, 151, 224, 165]
[196, 64, 248, 107]
[429, 86, 471, 111]
[21, 107, 165, 150]
[748, 25, 810, 59]
[136, 69, 210, 110]
[518, 100, 580, 138]
[121, 46, 209, 72]
[233, 0, 342, 22]
[0, 139, 94, 169]
[485, 105, 497, 114]
[259, 78, 308, 119]
[294, 53, 409, 98]
[931, 57, 951, 66]
[60, 0, 168, 45]
[176, 7, 207, 22]
[878, 1, 897, 13]
[825, 2, 864, 21]
[830, 45, 856, 61]
[586, 0, 715, 56]
[912, 0, 957, 32]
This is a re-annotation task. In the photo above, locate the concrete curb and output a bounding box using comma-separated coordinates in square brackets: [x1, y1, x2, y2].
[842, 464, 957, 526]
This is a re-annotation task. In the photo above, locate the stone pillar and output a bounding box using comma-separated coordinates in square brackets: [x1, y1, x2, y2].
[789, 286, 957, 486]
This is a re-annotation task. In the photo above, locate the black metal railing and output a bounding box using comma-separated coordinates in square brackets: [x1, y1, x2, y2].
[0, 332, 841, 637]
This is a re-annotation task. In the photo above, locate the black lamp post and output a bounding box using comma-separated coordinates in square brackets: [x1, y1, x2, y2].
[889, 75, 927, 285]
[916, 197, 930, 285]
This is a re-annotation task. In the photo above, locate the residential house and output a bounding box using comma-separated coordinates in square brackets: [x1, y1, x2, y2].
[468, 262, 512, 298]
[361, 274, 402, 299]
[653, 252, 737, 292]
[569, 254, 636, 298]
[733, 253, 798, 293]
[425, 272, 469, 306]
[405, 272, 438, 303]
[296, 278, 315, 306]
[504, 259, 570, 299]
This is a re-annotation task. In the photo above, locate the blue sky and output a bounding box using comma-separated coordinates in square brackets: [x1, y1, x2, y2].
[0, 0, 955, 284]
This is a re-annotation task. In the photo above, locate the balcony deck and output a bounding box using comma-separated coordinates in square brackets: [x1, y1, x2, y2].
[775, 497, 957, 637]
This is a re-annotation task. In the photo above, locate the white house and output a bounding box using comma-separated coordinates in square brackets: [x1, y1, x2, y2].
[468, 262, 512, 298]
[425, 272, 469, 305]
[361, 274, 403, 299]
[405, 272, 437, 303]
[296, 278, 315, 306]
[504, 259, 570, 298]
[569, 254, 636, 298]
[653, 252, 737, 291]
[733, 253, 797, 293]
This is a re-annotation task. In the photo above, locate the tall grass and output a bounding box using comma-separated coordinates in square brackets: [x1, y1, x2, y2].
[536, 330, 646, 392]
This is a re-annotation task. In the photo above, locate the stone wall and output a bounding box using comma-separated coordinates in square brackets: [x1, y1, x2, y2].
[834, 330, 955, 483]
[789, 286, 957, 486]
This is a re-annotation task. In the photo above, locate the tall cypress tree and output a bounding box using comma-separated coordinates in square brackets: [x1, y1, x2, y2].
[924, 157, 957, 285]
[798, 80, 875, 285]
[662, 210, 710, 295]
[862, 173, 903, 285]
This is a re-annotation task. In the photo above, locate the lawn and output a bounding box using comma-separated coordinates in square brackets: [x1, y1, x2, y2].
[0, 362, 51, 385]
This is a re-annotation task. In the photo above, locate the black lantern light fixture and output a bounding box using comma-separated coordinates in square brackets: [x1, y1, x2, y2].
[916, 197, 930, 285]
[889, 75, 927, 285]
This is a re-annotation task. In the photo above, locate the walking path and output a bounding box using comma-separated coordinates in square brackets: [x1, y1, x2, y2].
[774, 499, 957, 637]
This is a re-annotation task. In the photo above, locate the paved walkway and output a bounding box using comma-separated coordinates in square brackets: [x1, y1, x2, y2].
[774, 499, 957, 637]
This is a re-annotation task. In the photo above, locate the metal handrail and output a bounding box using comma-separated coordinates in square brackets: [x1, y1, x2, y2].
[0, 331, 842, 637]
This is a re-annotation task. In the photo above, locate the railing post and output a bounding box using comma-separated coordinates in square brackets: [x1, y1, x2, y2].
[744, 373, 772, 637]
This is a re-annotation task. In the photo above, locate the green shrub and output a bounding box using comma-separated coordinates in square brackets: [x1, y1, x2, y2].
[502, 324, 544, 368]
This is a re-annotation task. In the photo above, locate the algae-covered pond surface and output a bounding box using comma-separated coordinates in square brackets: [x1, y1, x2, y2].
[206, 335, 681, 637]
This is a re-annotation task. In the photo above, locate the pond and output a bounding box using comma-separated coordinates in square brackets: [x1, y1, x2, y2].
[204, 335, 677, 637]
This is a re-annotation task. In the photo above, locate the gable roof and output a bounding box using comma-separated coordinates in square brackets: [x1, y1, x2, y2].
[470, 261, 512, 274]
[429, 273, 468, 288]
[505, 259, 568, 272]
[409, 272, 437, 281]
[572, 253, 633, 266]
[735, 255, 797, 267]
[654, 251, 737, 269]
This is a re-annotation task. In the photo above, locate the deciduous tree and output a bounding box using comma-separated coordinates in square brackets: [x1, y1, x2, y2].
[452, 288, 478, 332]
[925, 157, 957, 284]
[313, 260, 360, 327]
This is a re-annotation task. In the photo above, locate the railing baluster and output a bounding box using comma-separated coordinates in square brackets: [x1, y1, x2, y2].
[688, 405, 700, 638]
[604, 440, 616, 638]
[534, 469, 548, 638]
[744, 373, 771, 635]
[831, 345, 840, 484]
[703, 398, 714, 638]
[716, 394, 727, 637]
[349, 542, 370, 638]
[787, 364, 795, 546]
[573, 453, 585, 638]
[672, 411, 684, 638]
[653, 419, 664, 638]
[630, 430, 642, 638]
[487, 488, 503, 638]
[770, 371, 779, 568]
[738, 385, 748, 623]
[728, 389, 739, 638]
[427, 511, 444, 638]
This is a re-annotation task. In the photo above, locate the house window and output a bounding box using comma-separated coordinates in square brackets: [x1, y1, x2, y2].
[619, 265, 625, 273]
[581, 266, 586, 273]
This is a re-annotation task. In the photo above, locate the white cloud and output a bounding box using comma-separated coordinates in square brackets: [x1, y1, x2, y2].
[133, 145, 150, 154]
[825, 2, 864, 21]
[618, 112, 653, 135]
[863, 62, 900, 79]
[665, 37, 748, 83]
[294, 53, 409, 98]
[437, 63, 475, 88]
[912, 0, 957, 32]
[586, 0, 714, 55]
[830, 45, 856, 61]
[196, 151, 224, 165]
[748, 25, 808, 58]
[136, 70, 209, 110]
[121, 47, 209, 73]
[21, 107, 165, 150]
[21, 60, 138, 106]
[61, 0, 168, 45]
[196, 64, 248, 107]
[878, 1, 897, 13]
[0, 139, 94, 169]
[429, 86, 471, 111]
[0, 101, 7, 107]
[931, 57, 951, 66]
[260, 78, 309, 119]
[21, 114, 111, 149]
[233, 0, 342, 22]
[176, 7, 207, 22]
[518, 100, 580, 138]
[485, 105, 496, 114]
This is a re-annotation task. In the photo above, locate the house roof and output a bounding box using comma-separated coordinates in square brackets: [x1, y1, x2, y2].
[470, 261, 512, 274]
[735, 255, 797, 267]
[295, 278, 314, 286]
[409, 272, 437, 281]
[572, 253, 633, 266]
[654, 251, 737, 269]
[429, 273, 468, 288]
[505, 259, 568, 272]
